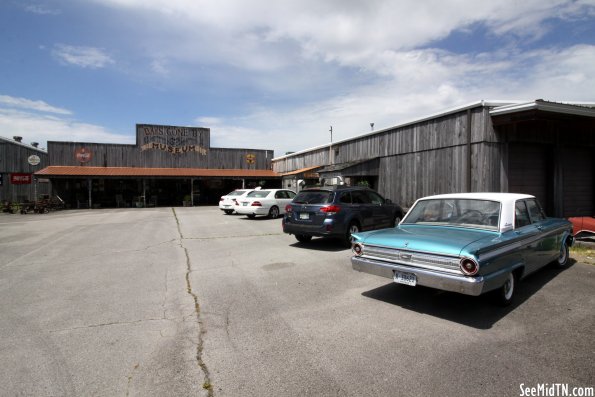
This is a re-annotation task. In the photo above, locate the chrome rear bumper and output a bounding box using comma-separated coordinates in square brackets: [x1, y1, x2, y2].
[351, 256, 492, 296]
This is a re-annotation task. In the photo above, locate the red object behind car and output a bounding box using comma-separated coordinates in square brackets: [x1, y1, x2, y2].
[568, 216, 595, 237]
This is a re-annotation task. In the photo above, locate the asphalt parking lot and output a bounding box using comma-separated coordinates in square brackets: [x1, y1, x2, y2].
[1, 207, 593, 396]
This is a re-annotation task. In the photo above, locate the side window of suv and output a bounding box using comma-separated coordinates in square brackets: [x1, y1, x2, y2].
[366, 191, 384, 205]
[339, 192, 352, 204]
[351, 191, 371, 204]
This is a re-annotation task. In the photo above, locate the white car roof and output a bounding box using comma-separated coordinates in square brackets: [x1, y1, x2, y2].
[411, 193, 538, 233]
[418, 192, 534, 203]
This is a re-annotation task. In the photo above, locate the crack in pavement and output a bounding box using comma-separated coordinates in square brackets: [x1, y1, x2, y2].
[48, 317, 174, 333]
[172, 208, 214, 396]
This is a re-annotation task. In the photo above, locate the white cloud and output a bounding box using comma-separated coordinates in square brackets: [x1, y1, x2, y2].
[203, 43, 595, 156]
[0, 95, 72, 115]
[24, 4, 61, 15]
[0, 101, 132, 150]
[7, 1, 593, 157]
[52, 44, 115, 69]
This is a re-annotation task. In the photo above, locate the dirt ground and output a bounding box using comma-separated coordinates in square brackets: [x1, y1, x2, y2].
[571, 238, 595, 265]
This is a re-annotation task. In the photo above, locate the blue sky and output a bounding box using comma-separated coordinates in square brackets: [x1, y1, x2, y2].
[1, 0, 594, 157]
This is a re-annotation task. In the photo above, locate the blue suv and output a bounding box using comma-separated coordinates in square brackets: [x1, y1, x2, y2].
[282, 186, 404, 246]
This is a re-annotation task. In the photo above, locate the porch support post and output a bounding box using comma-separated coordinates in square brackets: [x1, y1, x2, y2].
[87, 178, 92, 209]
[143, 179, 147, 208]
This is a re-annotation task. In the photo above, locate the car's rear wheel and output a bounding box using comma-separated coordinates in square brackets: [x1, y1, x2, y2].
[555, 242, 570, 268]
[295, 234, 312, 243]
[224, 209, 234, 215]
[496, 272, 516, 306]
[268, 206, 279, 219]
[343, 222, 360, 247]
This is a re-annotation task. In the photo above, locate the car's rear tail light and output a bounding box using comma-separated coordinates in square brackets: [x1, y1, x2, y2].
[353, 243, 364, 256]
[460, 258, 479, 276]
[251, 201, 262, 207]
[285, 204, 293, 213]
[321, 205, 341, 214]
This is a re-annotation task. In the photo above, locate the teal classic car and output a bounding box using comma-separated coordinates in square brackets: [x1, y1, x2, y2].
[351, 193, 574, 305]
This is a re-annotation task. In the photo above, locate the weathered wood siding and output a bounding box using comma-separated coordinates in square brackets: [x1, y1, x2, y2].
[48, 142, 273, 170]
[273, 105, 504, 206]
[274, 107, 494, 173]
[0, 139, 50, 201]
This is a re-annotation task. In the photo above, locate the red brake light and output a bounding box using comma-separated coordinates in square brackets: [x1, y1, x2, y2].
[320, 205, 341, 214]
[353, 243, 364, 256]
[251, 201, 262, 207]
[460, 258, 479, 276]
[285, 204, 293, 213]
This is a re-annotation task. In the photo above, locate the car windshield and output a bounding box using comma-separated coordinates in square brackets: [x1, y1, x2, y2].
[247, 190, 271, 198]
[293, 190, 333, 204]
[402, 199, 501, 230]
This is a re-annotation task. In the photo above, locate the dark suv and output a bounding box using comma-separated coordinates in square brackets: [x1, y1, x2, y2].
[282, 186, 404, 246]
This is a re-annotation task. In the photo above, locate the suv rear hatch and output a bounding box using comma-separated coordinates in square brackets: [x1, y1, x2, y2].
[287, 190, 335, 227]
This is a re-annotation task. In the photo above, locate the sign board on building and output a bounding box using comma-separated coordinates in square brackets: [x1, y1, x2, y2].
[137, 124, 209, 155]
[246, 154, 256, 164]
[75, 148, 93, 163]
[10, 173, 32, 184]
[28, 155, 41, 166]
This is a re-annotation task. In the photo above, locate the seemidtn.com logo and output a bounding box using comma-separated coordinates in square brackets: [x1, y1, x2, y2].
[520, 383, 594, 397]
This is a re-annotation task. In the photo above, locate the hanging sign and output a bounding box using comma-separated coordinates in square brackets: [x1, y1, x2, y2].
[75, 148, 93, 163]
[28, 155, 41, 166]
[246, 154, 256, 164]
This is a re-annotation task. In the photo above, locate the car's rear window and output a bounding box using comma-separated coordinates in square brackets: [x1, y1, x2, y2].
[247, 190, 271, 198]
[402, 198, 501, 230]
[227, 190, 247, 196]
[293, 190, 333, 204]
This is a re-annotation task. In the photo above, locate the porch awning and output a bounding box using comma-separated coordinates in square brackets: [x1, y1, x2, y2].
[280, 165, 323, 176]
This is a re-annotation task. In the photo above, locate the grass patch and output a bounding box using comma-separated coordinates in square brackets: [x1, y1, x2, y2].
[570, 242, 595, 265]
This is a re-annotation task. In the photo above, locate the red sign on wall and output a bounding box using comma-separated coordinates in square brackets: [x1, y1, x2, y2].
[10, 173, 32, 184]
[75, 148, 93, 163]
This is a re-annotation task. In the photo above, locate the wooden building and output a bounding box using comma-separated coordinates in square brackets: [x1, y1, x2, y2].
[0, 136, 50, 203]
[35, 124, 280, 208]
[274, 100, 595, 217]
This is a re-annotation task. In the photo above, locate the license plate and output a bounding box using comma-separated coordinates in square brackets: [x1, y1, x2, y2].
[242, 202, 248, 206]
[299, 212, 310, 220]
[394, 271, 416, 286]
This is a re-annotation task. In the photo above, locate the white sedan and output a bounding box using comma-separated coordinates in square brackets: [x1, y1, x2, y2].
[235, 189, 296, 219]
[219, 189, 254, 214]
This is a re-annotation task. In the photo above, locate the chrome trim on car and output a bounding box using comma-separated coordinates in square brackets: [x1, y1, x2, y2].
[361, 244, 462, 274]
[478, 225, 571, 261]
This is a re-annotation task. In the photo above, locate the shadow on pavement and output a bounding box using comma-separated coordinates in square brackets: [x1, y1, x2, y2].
[361, 259, 576, 330]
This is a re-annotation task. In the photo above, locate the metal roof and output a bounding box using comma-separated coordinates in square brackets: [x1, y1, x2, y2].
[280, 165, 323, 176]
[489, 99, 595, 118]
[0, 135, 48, 153]
[35, 166, 279, 178]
